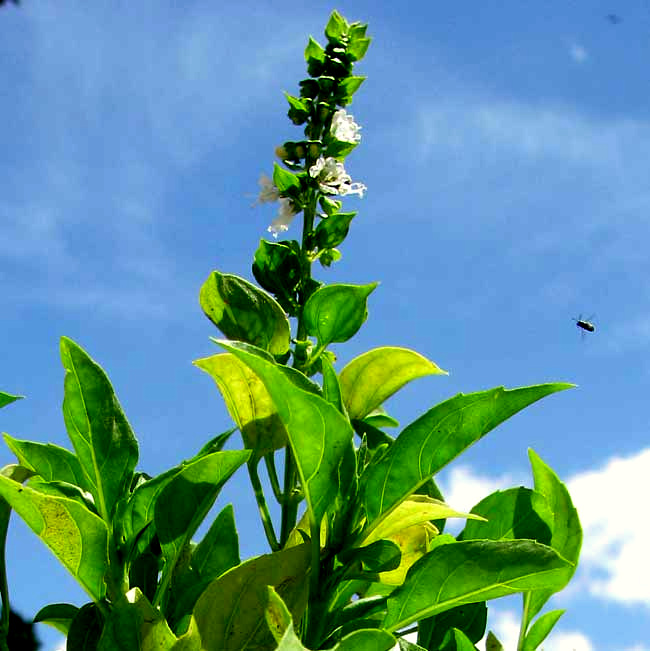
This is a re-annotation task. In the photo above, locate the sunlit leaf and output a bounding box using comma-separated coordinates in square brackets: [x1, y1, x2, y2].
[194, 353, 287, 463]
[303, 283, 377, 347]
[193, 544, 311, 651]
[60, 337, 139, 522]
[383, 540, 573, 632]
[0, 392, 22, 409]
[523, 449, 582, 625]
[340, 347, 447, 421]
[3, 434, 90, 492]
[216, 340, 353, 530]
[522, 609, 565, 651]
[362, 384, 572, 541]
[0, 474, 108, 600]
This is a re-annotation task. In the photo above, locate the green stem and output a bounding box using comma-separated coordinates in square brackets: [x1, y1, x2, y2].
[248, 461, 280, 551]
[518, 592, 531, 651]
[279, 449, 299, 546]
[264, 453, 283, 503]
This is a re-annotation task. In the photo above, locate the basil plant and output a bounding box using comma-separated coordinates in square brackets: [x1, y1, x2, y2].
[0, 11, 581, 651]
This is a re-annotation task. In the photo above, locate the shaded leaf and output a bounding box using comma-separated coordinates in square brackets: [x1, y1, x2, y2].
[440, 628, 479, 651]
[66, 602, 103, 651]
[485, 631, 504, 651]
[154, 450, 249, 603]
[362, 384, 572, 540]
[340, 347, 447, 421]
[418, 602, 487, 649]
[216, 340, 353, 529]
[194, 353, 287, 463]
[303, 283, 377, 347]
[383, 540, 573, 632]
[460, 488, 552, 545]
[60, 337, 139, 522]
[0, 474, 108, 600]
[34, 602, 79, 635]
[199, 271, 290, 355]
[193, 543, 311, 651]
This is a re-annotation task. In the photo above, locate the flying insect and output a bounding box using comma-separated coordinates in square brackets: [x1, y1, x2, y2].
[573, 314, 596, 335]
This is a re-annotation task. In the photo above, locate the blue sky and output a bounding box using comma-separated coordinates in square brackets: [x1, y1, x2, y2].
[1, 2, 649, 649]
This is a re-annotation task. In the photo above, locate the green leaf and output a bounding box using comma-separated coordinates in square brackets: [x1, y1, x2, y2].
[60, 337, 139, 522]
[199, 271, 291, 356]
[304, 36, 325, 63]
[313, 212, 356, 249]
[459, 488, 552, 545]
[194, 353, 287, 463]
[340, 347, 447, 421]
[363, 410, 399, 429]
[33, 602, 79, 635]
[193, 543, 311, 651]
[418, 602, 487, 649]
[338, 539, 402, 574]
[338, 76, 366, 101]
[154, 450, 250, 604]
[522, 609, 565, 651]
[216, 340, 353, 530]
[3, 434, 90, 492]
[0, 474, 109, 600]
[193, 503, 240, 581]
[485, 631, 504, 651]
[440, 628, 479, 651]
[303, 282, 377, 347]
[65, 602, 103, 651]
[524, 449, 582, 624]
[382, 540, 573, 633]
[334, 629, 396, 651]
[97, 588, 202, 651]
[325, 10, 349, 41]
[362, 384, 573, 540]
[252, 239, 301, 312]
[320, 354, 345, 413]
[0, 393, 22, 410]
[273, 162, 302, 193]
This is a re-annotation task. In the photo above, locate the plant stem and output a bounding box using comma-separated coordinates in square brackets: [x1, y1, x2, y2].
[264, 453, 283, 503]
[279, 449, 298, 546]
[518, 592, 531, 651]
[248, 461, 279, 551]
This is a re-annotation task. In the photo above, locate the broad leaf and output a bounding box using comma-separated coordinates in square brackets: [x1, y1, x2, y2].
[60, 337, 139, 522]
[63, 602, 103, 651]
[382, 540, 573, 632]
[154, 450, 249, 602]
[362, 384, 572, 540]
[216, 340, 354, 529]
[524, 449, 582, 625]
[34, 602, 79, 635]
[3, 434, 90, 492]
[485, 631, 504, 651]
[273, 161, 302, 193]
[340, 347, 447, 421]
[194, 353, 287, 463]
[418, 602, 487, 649]
[193, 543, 311, 651]
[0, 392, 22, 409]
[0, 474, 108, 600]
[460, 488, 552, 545]
[313, 212, 356, 249]
[303, 282, 377, 347]
[199, 271, 290, 355]
[522, 609, 565, 651]
[440, 628, 479, 651]
[97, 588, 202, 651]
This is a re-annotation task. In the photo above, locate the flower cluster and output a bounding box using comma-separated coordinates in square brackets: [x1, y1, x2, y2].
[309, 156, 366, 198]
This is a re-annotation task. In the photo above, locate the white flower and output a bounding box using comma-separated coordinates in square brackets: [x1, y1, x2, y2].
[330, 109, 361, 144]
[267, 198, 300, 238]
[256, 173, 280, 204]
[309, 156, 367, 198]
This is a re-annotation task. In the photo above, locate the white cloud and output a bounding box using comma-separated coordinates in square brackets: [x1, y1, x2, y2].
[441, 449, 650, 610]
[569, 43, 589, 63]
[568, 448, 650, 607]
[485, 608, 595, 651]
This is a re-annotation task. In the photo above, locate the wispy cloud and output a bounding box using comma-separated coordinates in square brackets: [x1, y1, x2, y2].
[568, 42, 589, 63]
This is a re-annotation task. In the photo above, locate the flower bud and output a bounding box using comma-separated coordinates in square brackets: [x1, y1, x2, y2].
[275, 145, 289, 160]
